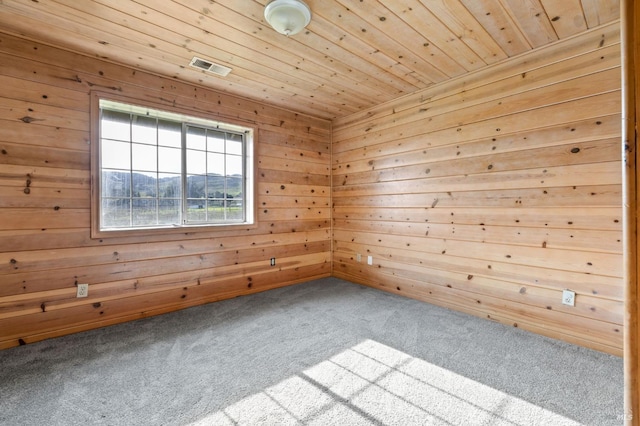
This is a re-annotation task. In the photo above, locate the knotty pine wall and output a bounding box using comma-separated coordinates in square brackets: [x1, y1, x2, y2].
[0, 33, 331, 349]
[332, 22, 624, 355]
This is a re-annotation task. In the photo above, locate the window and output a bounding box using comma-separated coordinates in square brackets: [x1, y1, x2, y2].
[93, 96, 254, 236]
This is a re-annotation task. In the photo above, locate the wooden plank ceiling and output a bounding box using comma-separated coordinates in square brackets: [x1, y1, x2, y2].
[0, 0, 619, 120]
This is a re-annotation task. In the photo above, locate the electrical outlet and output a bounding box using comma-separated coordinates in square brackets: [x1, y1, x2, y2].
[270, 257, 276, 266]
[356, 253, 362, 263]
[367, 255, 373, 266]
[77, 283, 89, 298]
[562, 289, 575, 306]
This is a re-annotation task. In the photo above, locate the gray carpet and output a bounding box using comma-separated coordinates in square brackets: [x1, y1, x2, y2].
[0, 278, 624, 425]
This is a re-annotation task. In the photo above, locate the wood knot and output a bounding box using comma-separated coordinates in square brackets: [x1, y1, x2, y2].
[23, 188, 31, 194]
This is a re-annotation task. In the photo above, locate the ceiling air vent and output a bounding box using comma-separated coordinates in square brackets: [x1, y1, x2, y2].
[189, 56, 232, 77]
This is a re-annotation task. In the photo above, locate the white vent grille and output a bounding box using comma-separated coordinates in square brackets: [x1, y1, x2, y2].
[189, 57, 232, 77]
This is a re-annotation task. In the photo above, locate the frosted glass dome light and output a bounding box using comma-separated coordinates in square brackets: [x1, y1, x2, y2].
[264, 0, 311, 36]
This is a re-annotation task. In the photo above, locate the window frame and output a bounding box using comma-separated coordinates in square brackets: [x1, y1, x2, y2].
[90, 92, 257, 239]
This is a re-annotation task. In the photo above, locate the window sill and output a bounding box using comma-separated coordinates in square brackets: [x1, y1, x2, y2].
[90, 221, 258, 240]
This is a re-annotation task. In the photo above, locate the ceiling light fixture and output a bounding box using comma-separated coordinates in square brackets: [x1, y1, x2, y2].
[264, 0, 311, 37]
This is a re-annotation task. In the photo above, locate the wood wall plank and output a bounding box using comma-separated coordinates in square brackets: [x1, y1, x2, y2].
[0, 32, 331, 348]
[332, 23, 623, 354]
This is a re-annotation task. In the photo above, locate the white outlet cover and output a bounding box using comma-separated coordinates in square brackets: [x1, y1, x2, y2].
[77, 283, 89, 298]
[367, 255, 373, 265]
[356, 253, 362, 263]
[562, 289, 575, 306]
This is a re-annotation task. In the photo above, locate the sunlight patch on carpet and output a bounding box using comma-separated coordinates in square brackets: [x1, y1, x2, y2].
[189, 339, 581, 425]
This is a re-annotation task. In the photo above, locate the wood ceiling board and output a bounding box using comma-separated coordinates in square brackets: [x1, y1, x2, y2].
[580, 0, 620, 28]
[0, 0, 621, 120]
[381, 0, 486, 73]
[418, 0, 509, 65]
[459, 0, 533, 56]
[540, 0, 589, 39]
[500, 0, 559, 48]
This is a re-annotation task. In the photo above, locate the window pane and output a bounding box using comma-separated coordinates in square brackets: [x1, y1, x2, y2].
[158, 199, 181, 225]
[207, 175, 225, 198]
[186, 149, 206, 175]
[187, 175, 205, 199]
[158, 173, 181, 199]
[208, 195, 224, 207]
[207, 130, 225, 153]
[207, 152, 225, 175]
[132, 143, 157, 172]
[132, 172, 157, 198]
[132, 198, 157, 226]
[226, 135, 243, 155]
[207, 200, 225, 220]
[132, 115, 157, 145]
[102, 170, 130, 198]
[227, 176, 243, 197]
[158, 120, 182, 148]
[186, 199, 206, 222]
[227, 201, 244, 221]
[158, 147, 181, 173]
[102, 198, 131, 228]
[101, 110, 130, 141]
[226, 154, 243, 177]
[101, 139, 131, 170]
[186, 126, 206, 151]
